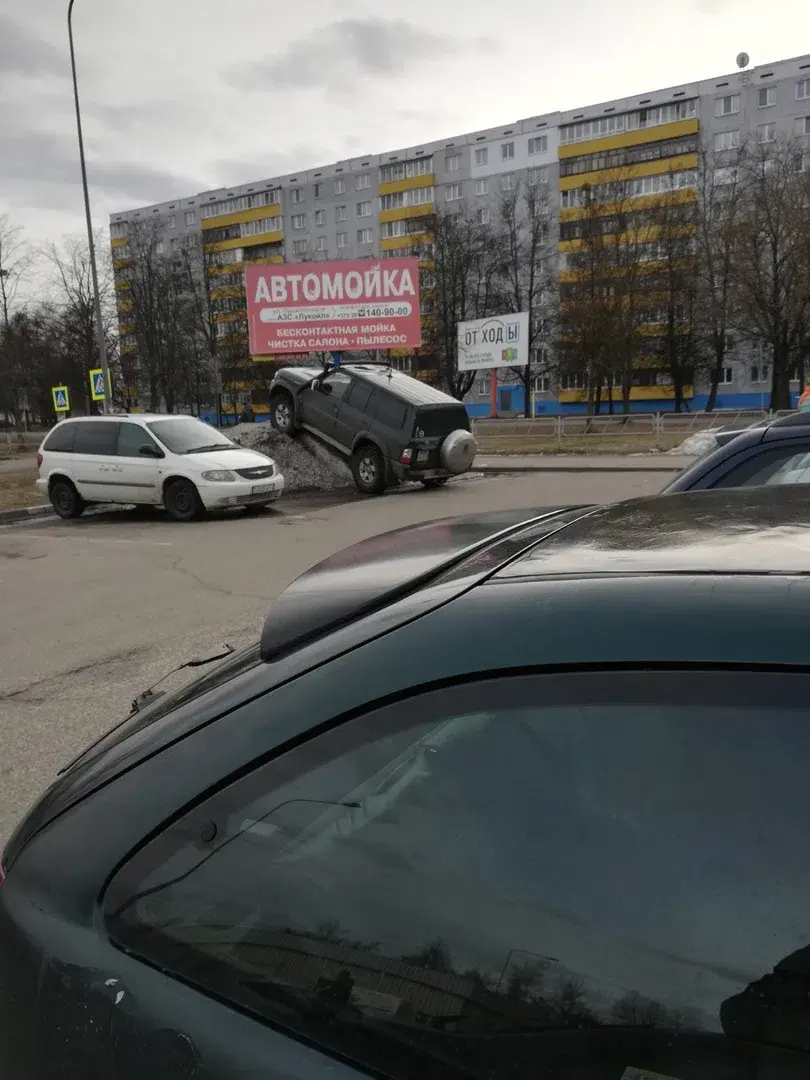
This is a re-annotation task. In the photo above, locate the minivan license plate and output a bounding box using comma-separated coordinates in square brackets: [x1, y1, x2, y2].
[252, 484, 274, 494]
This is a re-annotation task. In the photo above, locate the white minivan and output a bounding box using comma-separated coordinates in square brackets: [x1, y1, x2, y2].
[36, 415, 284, 521]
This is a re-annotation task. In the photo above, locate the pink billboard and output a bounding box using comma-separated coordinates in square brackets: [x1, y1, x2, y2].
[246, 257, 422, 355]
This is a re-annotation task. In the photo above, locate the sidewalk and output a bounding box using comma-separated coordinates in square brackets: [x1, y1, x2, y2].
[474, 454, 695, 473]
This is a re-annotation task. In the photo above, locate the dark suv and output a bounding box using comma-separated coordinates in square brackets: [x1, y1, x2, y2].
[268, 362, 477, 494]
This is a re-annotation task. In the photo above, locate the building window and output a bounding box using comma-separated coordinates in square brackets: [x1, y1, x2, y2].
[378, 157, 433, 184]
[715, 95, 740, 117]
[758, 122, 776, 144]
[356, 201, 372, 217]
[795, 116, 810, 137]
[719, 366, 733, 385]
[758, 86, 776, 108]
[378, 186, 433, 211]
[315, 236, 327, 252]
[336, 232, 348, 248]
[532, 374, 550, 393]
[501, 173, 515, 191]
[184, 209, 196, 226]
[446, 183, 463, 202]
[334, 178, 346, 195]
[560, 100, 697, 145]
[751, 363, 770, 384]
[335, 205, 347, 222]
[528, 166, 548, 186]
[110, 221, 128, 238]
[501, 141, 515, 161]
[474, 373, 490, 395]
[474, 147, 488, 166]
[357, 228, 373, 245]
[528, 135, 548, 155]
[166, 214, 176, 229]
[446, 153, 460, 172]
[714, 130, 740, 152]
[475, 178, 488, 196]
[292, 239, 308, 255]
[290, 188, 304, 204]
[355, 173, 370, 190]
[240, 216, 281, 237]
[291, 214, 306, 230]
[314, 183, 324, 199]
[560, 372, 586, 390]
[314, 209, 326, 227]
[797, 79, 810, 101]
[714, 166, 737, 186]
[476, 207, 490, 225]
[156, 241, 164, 255]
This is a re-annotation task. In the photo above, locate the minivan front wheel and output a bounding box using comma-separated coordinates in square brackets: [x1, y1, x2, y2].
[164, 479, 204, 522]
[351, 444, 386, 495]
[49, 478, 85, 520]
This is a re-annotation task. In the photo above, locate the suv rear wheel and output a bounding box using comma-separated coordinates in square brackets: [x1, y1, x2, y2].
[270, 392, 296, 437]
[49, 478, 85, 519]
[351, 444, 386, 495]
[421, 477, 448, 489]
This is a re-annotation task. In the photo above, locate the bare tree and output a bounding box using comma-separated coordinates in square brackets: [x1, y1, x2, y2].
[733, 138, 810, 410]
[493, 177, 556, 416]
[0, 214, 34, 331]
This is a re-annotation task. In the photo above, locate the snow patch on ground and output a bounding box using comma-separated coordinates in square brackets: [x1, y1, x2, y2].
[670, 431, 719, 456]
[232, 423, 353, 492]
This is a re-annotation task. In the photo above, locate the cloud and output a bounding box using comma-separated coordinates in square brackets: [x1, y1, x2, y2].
[229, 17, 482, 93]
[0, 14, 68, 79]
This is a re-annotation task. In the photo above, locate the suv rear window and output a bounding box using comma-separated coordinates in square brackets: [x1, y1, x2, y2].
[373, 392, 407, 430]
[414, 404, 470, 438]
[43, 422, 77, 453]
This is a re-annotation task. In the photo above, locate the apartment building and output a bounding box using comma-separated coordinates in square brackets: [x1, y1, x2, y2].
[110, 51, 810, 416]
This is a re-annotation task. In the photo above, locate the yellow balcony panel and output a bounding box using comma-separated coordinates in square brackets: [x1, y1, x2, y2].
[241, 231, 283, 250]
[388, 348, 415, 358]
[559, 223, 696, 252]
[120, 343, 137, 355]
[205, 237, 245, 254]
[208, 262, 244, 276]
[202, 204, 281, 231]
[558, 384, 693, 403]
[214, 309, 247, 323]
[117, 299, 133, 312]
[113, 257, 132, 270]
[252, 353, 288, 362]
[638, 322, 691, 337]
[558, 118, 700, 160]
[110, 236, 128, 248]
[378, 174, 435, 197]
[210, 284, 245, 301]
[559, 188, 698, 222]
[379, 204, 434, 224]
[558, 153, 699, 191]
[115, 280, 131, 292]
[380, 232, 431, 252]
[243, 254, 284, 266]
[419, 259, 436, 270]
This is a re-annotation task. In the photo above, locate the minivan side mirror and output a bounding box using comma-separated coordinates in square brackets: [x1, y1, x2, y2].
[139, 443, 164, 458]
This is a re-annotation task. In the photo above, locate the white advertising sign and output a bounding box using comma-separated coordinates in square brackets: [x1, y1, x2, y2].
[457, 312, 530, 371]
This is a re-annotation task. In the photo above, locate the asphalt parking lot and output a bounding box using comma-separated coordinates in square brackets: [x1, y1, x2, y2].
[0, 468, 666, 844]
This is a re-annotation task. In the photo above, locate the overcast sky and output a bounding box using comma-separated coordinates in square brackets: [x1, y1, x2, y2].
[2, 0, 809, 256]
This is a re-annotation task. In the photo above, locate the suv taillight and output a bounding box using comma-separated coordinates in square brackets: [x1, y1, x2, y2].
[400, 447, 413, 465]
[36, 452, 43, 469]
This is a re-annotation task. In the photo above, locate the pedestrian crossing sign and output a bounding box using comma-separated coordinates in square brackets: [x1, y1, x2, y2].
[89, 368, 107, 401]
[52, 386, 70, 413]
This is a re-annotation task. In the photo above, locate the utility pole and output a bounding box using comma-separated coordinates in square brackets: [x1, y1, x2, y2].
[68, 0, 111, 414]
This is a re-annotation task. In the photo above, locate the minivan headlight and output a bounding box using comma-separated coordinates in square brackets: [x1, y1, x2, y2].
[201, 470, 236, 482]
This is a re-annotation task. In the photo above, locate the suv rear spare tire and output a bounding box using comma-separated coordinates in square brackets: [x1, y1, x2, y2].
[49, 478, 85, 519]
[440, 429, 477, 474]
[270, 392, 296, 437]
[351, 444, 386, 495]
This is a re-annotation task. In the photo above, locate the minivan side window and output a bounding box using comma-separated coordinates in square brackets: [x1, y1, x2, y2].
[117, 422, 158, 457]
[73, 421, 120, 456]
[104, 671, 810, 1080]
[373, 390, 407, 429]
[43, 422, 77, 453]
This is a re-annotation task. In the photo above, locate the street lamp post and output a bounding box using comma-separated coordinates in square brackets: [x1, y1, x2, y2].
[67, 0, 111, 414]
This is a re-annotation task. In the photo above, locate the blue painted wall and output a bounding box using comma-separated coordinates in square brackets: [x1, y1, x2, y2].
[464, 387, 799, 418]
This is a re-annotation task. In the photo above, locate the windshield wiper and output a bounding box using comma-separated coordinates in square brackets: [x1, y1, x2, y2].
[185, 443, 236, 453]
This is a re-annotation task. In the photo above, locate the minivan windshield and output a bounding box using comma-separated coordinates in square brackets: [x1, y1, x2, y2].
[147, 418, 235, 455]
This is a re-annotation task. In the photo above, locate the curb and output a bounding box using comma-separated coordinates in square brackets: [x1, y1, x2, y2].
[474, 463, 685, 475]
[0, 503, 54, 525]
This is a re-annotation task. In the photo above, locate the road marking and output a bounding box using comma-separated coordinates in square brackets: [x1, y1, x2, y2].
[19, 533, 173, 547]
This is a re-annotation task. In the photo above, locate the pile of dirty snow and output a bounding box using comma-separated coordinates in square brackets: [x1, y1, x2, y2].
[670, 431, 719, 457]
[232, 422, 353, 492]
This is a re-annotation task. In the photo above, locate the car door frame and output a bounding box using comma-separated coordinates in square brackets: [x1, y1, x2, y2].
[70, 420, 122, 501]
[299, 371, 353, 447]
[691, 433, 810, 490]
[114, 421, 163, 504]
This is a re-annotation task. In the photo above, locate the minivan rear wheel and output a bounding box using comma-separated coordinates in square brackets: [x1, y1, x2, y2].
[49, 478, 85, 520]
[351, 444, 386, 495]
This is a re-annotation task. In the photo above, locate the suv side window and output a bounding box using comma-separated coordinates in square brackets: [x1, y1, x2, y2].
[322, 371, 352, 401]
[711, 443, 810, 488]
[345, 379, 374, 413]
[373, 390, 407, 430]
[117, 422, 158, 457]
[104, 671, 810, 1080]
[43, 422, 77, 453]
[73, 421, 121, 456]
